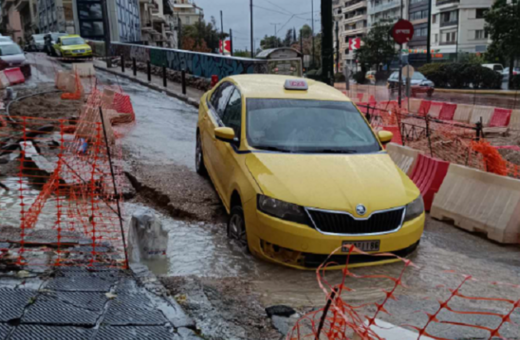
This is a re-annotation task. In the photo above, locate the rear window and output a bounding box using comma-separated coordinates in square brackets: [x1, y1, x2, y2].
[246, 99, 381, 154]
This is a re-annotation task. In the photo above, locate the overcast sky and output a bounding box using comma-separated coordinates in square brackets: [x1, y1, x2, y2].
[193, 0, 321, 51]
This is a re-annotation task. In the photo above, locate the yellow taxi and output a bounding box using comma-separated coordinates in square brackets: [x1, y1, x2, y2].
[196, 75, 425, 269]
[53, 35, 92, 58]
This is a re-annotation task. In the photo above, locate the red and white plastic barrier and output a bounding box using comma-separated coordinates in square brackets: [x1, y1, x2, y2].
[409, 154, 450, 211]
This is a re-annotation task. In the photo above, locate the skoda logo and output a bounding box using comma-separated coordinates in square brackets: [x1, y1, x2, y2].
[356, 204, 367, 216]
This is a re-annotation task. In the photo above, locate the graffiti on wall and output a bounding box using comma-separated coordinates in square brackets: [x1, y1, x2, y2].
[109, 43, 267, 79]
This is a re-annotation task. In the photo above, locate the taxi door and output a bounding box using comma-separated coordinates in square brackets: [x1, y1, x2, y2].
[213, 87, 243, 207]
[202, 82, 234, 195]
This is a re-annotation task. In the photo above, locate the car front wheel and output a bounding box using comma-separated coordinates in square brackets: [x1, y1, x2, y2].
[195, 133, 207, 176]
[228, 205, 249, 251]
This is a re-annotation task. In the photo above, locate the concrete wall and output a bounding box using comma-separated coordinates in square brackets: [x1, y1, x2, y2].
[108, 42, 268, 79]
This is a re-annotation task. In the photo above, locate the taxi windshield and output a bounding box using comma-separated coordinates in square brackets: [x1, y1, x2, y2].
[246, 99, 381, 154]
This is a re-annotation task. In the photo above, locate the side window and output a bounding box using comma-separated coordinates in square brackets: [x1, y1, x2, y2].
[209, 82, 233, 118]
[221, 89, 242, 138]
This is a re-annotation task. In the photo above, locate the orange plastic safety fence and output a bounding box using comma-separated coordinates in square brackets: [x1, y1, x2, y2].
[287, 246, 520, 340]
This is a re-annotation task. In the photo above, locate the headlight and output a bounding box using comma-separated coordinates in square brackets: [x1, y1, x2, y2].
[404, 196, 424, 222]
[257, 195, 309, 225]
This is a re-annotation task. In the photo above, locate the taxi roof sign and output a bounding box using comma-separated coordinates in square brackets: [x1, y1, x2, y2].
[284, 79, 308, 91]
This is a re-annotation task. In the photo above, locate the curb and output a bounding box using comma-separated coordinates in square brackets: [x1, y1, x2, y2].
[435, 88, 520, 96]
[93, 65, 200, 109]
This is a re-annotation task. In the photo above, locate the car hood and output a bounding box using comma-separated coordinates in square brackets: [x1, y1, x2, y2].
[245, 152, 419, 214]
[61, 44, 91, 51]
[0, 54, 26, 64]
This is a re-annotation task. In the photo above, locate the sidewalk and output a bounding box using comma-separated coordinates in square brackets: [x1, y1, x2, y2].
[93, 61, 204, 109]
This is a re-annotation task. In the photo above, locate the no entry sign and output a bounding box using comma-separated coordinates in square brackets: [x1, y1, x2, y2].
[392, 19, 414, 45]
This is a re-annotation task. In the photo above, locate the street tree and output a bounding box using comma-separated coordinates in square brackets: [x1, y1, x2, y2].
[260, 35, 283, 49]
[354, 21, 396, 73]
[181, 16, 227, 53]
[283, 29, 294, 47]
[300, 24, 313, 39]
[485, 0, 520, 86]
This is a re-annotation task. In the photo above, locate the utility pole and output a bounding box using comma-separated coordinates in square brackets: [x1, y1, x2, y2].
[426, 0, 433, 63]
[270, 23, 280, 47]
[178, 17, 182, 49]
[311, 0, 315, 68]
[321, 0, 333, 84]
[220, 10, 224, 54]
[250, 0, 254, 58]
[101, 0, 111, 67]
[335, 20, 339, 75]
[229, 29, 233, 56]
[398, 0, 404, 108]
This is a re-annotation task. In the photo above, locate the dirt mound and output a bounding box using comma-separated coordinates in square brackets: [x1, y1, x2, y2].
[9, 92, 83, 120]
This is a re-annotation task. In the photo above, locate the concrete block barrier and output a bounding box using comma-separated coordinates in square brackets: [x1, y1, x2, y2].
[72, 62, 96, 77]
[410, 154, 450, 211]
[0, 71, 10, 89]
[489, 108, 512, 127]
[428, 101, 443, 118]
[386, 143, 420, 176]
[509, 109, 520, 131]
[438, 103, 457, 121]
[55, 70, 71, 90]
[418, 100, 431, 117]
[431, 164, 520, 244]
[453, 104, 473, 123]
[4, 68, 25, 85]
[470, 105, 494, 126]
[408, 98, 421, 114]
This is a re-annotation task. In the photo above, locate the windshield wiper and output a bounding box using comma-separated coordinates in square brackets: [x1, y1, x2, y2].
[314, 149, 359, 154]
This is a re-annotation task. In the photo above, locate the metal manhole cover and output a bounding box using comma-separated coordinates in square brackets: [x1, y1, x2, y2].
[10, 325, 93, 340]
[94, 326, 175, 339]
[0, 289, 37, 322]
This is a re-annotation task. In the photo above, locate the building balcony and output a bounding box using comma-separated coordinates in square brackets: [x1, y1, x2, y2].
[411, 18, 427, 25]
[436, 0, 459, 6]
[344, 1, 367, 13]
[368, 0, 400, 15]
[344, 14, 367, 25]
[344, 26, 367, 36]
[440, 40, 456, 45]
[440, 20, 458, 27]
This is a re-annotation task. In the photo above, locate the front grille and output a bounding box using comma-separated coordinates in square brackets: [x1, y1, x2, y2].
[308, 207, 405, 235]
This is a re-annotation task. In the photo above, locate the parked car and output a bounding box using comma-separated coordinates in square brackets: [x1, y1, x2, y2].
[0, 41, 31, 78]
[503, 67, 520, 76]
[366, 70, 376, 84]
[387, 71, 434, 96]
[483, 63, 504, 73]
[195, 75, 425, 269]
[30, 34, 46, 51]
[53, 35, 92, 58]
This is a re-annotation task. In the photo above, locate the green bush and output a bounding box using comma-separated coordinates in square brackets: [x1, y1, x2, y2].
[417, 62, 502, 89]
[334, 72, 346, 83]
[353, 71, 367, 84]
[305, 68, 322, 81]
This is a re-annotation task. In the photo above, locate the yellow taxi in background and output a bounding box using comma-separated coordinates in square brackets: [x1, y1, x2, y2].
[53, 35, 92, 58]
[196, 75, 425, 269]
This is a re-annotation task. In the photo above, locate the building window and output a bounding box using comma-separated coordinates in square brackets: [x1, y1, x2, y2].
[476, 8, 487, 19]
[432, 14, 436, 24]
[410, 9, 428, 21]
[475, 30, 484, 39]
[434, 33, 438, 43]
[444, 31, 457, 43]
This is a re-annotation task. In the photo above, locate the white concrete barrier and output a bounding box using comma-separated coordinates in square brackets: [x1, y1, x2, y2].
[469, 105, 494, 126]
[453, 104, 473, 123]
[353, 319, 434, 340]
[0, 71, 10, 89]
[407, 98, 421, 114]
[72, 62, 96, 77]
[509, 109, 520, 131]
[431, 164, 520, 244]
[386, 143, 420, 176]
[428, 102, 443, 118]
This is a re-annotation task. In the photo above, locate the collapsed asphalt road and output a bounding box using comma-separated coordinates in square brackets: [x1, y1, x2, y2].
[13, 55, 520, 339]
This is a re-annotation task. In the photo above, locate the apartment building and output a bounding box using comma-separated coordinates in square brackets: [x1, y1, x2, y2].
[1, 0, 23, 42]
[173, 0, 202, 26]
[38, 0, 74, 34]
[16, 0, 38, 37]
[430, 0, 493, 61]
[368, 0, 408, 27]
[140, 0, 178, 48]
[408, 0, 429, 49]
[334, 0, 368, 71]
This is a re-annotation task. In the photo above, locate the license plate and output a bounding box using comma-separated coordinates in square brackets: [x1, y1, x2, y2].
[342, 240, 380, 252]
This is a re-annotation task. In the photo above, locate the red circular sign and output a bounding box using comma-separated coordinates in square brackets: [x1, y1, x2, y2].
[392, 19, 414, 45]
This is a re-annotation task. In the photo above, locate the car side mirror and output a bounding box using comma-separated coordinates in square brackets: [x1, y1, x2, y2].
[378, 130, 393, 145]
[215, 127, 235, 143]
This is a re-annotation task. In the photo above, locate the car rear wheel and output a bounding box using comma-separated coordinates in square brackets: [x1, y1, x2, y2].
[228, 205, 249, 251]
[195, 133, 207, 176]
